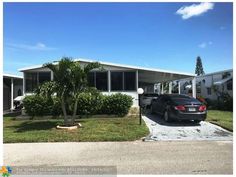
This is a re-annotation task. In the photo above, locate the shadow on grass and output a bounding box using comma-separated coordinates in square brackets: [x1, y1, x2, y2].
[10, 121, 60, 133]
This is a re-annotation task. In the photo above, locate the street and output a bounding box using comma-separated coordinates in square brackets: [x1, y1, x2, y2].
[4, 141, 233, 174]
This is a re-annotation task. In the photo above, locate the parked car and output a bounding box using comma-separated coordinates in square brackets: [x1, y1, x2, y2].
[140, 93, 159, 108]
[151, 94, 207, 123]
[13, 95, 25, 110]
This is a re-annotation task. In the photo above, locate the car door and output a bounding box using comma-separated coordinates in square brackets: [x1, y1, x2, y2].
[158, 95, 167, 114]
[151, 96, 160, 113]
[153, 95, 164, 114]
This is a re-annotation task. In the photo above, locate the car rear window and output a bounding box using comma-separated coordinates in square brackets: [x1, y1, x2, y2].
[144, 94, 159, 97]
[171, 96, 201, 104]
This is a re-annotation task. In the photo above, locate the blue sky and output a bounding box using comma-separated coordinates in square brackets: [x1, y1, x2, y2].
[3, 2, 233, 76]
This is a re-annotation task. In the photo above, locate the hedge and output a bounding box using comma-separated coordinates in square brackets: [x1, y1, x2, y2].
[23, 92, 133, 117]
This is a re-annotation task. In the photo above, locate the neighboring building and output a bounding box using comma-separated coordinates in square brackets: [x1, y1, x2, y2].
[3, 74, 23, 111]
[196, 69, 233, 100]
[19, 58, 196, 107]
[177, 69, 233, 100]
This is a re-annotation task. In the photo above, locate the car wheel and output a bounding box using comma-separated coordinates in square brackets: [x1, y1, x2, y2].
[164, 110, 171, 122]
[194, 120, 201, 124]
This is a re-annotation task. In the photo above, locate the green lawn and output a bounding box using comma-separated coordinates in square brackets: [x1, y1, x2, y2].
[3, 116, 149, 143]
[206, 110, 233, 132]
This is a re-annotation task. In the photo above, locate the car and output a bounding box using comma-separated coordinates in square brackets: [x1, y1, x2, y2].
[140, 93, 159, 108]
[150, 94, 207, 123]
[13, 95, 25, 110]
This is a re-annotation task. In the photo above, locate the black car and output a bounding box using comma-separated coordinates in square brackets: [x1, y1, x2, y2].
[150, 94, 207, 123]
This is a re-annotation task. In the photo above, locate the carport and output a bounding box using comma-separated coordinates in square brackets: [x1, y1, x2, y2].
[19, 58, 197, 107]
[137, 68, 196, 98]
[3, 74, 23, 111]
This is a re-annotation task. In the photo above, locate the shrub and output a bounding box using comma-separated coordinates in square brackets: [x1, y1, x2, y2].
[51, 97, 63, 116]
[101, 93, 133, 116]
[219, 93, 233, 111]
[23, 95, 53, 117]
[23, 92, 133, 117]
[76, 91, 104, 116]
[204, 94, 233, 112]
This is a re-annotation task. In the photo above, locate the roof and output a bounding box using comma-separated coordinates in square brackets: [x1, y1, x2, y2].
[18, 58, 195, 77]
[3, 73, 23, 79]
[196, 69, 233, 78]
[213, 76, 232, 85]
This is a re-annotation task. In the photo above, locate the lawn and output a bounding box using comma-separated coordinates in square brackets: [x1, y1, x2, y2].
[3, 116, 149, 143]
[206, 110, 233, 132]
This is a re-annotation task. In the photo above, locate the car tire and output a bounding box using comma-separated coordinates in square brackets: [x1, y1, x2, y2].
[164, 110, 171, 122]
[194, 120, 201, 124]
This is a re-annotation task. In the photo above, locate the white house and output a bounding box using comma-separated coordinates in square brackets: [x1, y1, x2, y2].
[196, 69, 233, 100]
[3, 74, 23, 111]
[176, 69, 233, 100]
[19, 58, 196, 107]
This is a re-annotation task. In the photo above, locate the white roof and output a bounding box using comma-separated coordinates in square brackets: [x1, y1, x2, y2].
[197, 69, 233, 78]
[213, 76, 232, 85]
[3, 73, 23, 79]
[18, 58, 195, 77]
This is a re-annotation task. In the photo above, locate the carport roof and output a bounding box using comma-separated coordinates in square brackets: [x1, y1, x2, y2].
[3, 73, 23, 79]
[18, 58, 195, 77]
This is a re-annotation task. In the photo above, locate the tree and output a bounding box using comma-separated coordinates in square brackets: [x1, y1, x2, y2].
[195, 56, 205, 76]
[43, 57, 101, 126]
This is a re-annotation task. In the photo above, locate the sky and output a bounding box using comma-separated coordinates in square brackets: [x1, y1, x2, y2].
[3, 2, 233, 76]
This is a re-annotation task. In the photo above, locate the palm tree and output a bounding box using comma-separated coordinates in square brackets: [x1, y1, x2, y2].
[44, 57, 101, 126]
[70, 61, 101, 124]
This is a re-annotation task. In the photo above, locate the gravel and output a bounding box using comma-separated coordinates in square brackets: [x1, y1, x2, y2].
[142, 113, 233, 141]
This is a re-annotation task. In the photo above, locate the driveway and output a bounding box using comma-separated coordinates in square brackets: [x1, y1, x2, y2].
[142, 113, 233, 141]
[4, 141, 232, 174]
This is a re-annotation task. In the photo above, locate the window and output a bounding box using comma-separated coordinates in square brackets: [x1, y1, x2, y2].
[227, 79, 232, 90]
[25, 72, 51, 92]
[111, 72, 123, 91]
[124, 72, 136, 91]
[87, 72, 95, 87]
[207, 87, 211, 95]
[25, 72, 37, 92]
[87, 72, 108, 91]
[110, 71, 136, 91]
[39, 72, 51, 84]
[96, 72, 108, 91]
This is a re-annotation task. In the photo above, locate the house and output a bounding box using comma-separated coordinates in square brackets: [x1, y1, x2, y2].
[3, 74, 23, 111]
[19, 58, 196, 106]
[176, 69, 233, 100]
[196, 69, 233, 100]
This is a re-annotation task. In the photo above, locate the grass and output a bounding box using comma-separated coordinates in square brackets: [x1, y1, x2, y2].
[3, 116, 149, 143]
[206, 110, 233, 132]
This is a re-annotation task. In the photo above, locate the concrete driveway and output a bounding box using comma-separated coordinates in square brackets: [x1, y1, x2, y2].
[143, 113, 233, 141]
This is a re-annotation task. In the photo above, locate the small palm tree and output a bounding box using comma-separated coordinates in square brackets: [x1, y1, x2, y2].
[44, 57, 101, 126]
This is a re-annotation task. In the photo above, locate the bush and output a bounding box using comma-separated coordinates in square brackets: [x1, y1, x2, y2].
[23, 95, 54, 117]
[76, 91, 104, 116]
[204, 94, 233, 112]
[23, 92, 133, 117]
[101, 93, 133, 116]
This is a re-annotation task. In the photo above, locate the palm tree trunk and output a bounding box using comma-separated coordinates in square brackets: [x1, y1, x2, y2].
[61, 96, 68, 126]
[72, 99, 78, 124]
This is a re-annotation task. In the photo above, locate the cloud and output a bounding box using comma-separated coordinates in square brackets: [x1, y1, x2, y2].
[176, 2, 214, 20]
[220, 26, 226, 30]
[6, 42, 57, 51]
[198, 41, 213, 48]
